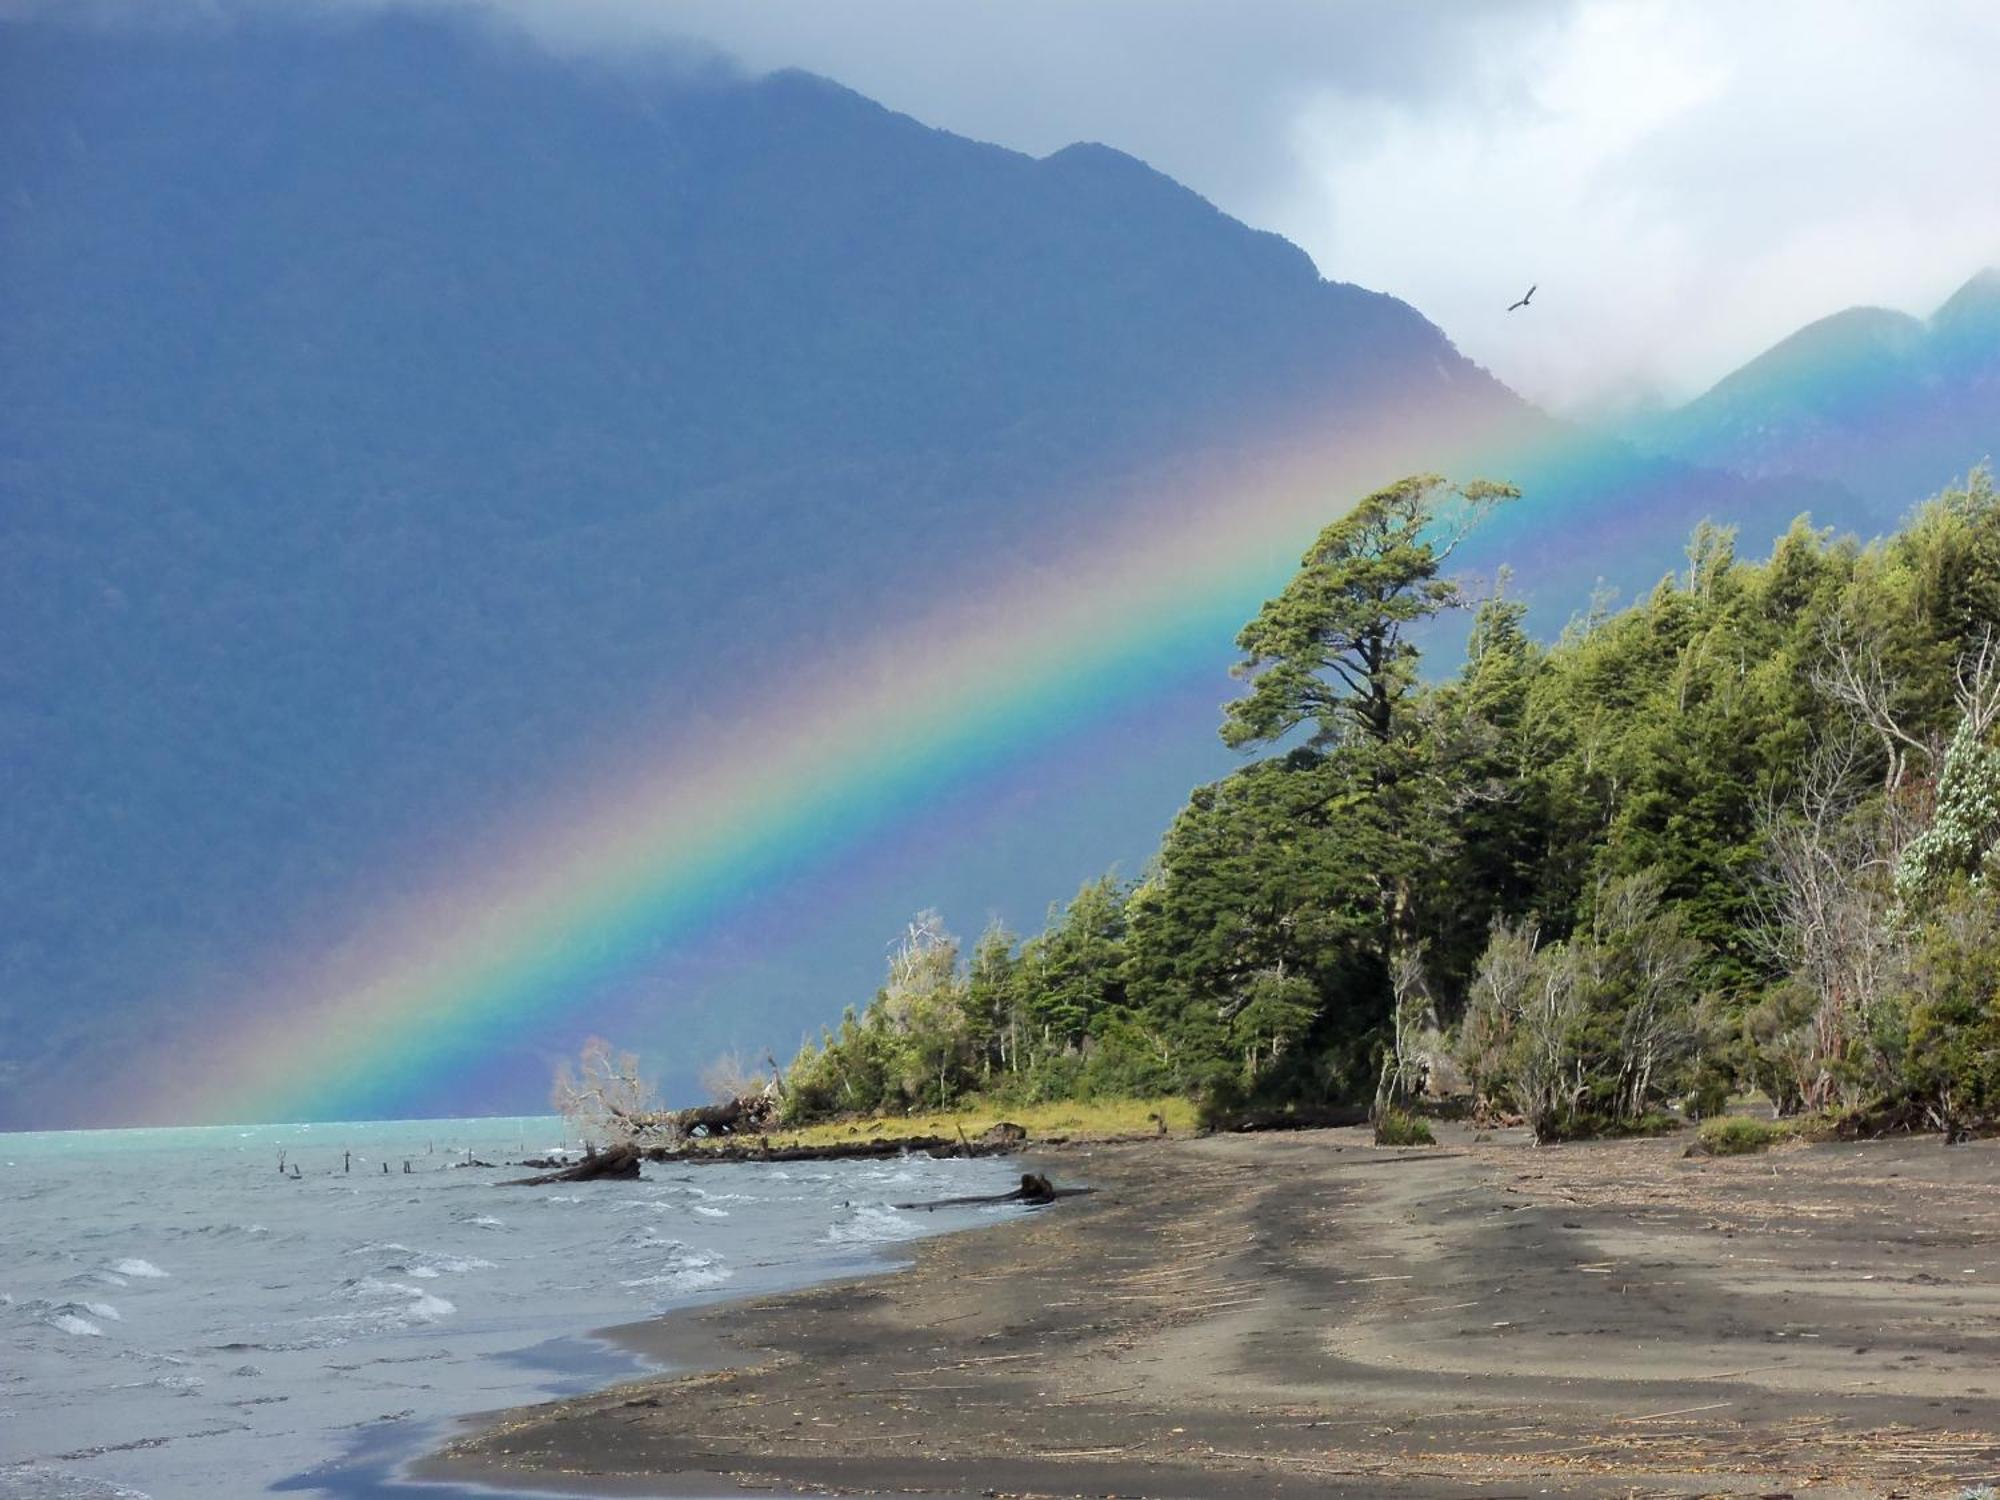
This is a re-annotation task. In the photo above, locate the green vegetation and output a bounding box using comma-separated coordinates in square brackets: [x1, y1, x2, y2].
[1693, 1116, 1790, 1156]
[1373, 1109, 1436, 1147]
[781, 468, 2000, 1144]
[715, 1096, 1195, 1152]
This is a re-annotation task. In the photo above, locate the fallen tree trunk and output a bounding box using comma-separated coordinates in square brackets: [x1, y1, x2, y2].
[1217, 1105, 1370, 1134]
[895, 1172, 1091, 1211]
[642, 1133, 1019, 1165]
[503, 1144, 642, 1185]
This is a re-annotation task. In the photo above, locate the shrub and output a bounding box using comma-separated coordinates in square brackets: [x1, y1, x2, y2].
[1374, 1108, 1436, 1147]
[1693, 1115, 1787, 1156]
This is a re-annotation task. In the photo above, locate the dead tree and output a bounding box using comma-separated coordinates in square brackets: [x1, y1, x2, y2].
[504, 1143, 643, 1185]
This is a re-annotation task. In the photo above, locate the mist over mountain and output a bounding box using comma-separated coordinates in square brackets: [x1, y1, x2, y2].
[0, 8, 1892, 1126]
[1624, 270, 2000, 510]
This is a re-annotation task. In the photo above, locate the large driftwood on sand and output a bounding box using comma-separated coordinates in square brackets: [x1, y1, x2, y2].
[502, 1144, 643, 1185]
[1217, 1104, 1371, 1134]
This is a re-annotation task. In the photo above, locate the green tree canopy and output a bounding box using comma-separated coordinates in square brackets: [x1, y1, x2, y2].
[1222, 473, 1518, 750]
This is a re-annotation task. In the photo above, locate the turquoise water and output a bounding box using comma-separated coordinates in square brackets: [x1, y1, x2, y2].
[0, 1118, 1022, 1499]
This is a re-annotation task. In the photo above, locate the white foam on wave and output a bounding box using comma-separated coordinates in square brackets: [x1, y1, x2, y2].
[401, 1287, 455, 1321]
[824, 1204, 917, 1246]
[340, 1277, 457, 1325]
[618, 1240, 731, 1298]
[50, 1313, 103, 1337]
[416, 1254, 495, 1276]
[111, 1259, 167, 1279]
[79, 1301, 120, 1321]
[620, 1263, 731, 1295]
[691, 1205, 728, 1218]
[0, 1461, 153, 1499]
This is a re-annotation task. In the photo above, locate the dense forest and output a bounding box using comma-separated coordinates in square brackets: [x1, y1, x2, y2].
[779, 468, 2000, 1140]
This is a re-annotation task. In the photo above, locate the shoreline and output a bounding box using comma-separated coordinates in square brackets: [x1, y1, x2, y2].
[420, 1125, 2000, 1498]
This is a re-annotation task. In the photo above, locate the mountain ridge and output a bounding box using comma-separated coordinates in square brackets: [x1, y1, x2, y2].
[0, 7, 1523, 1124]
[1626, 268, 2000, 506]
[0, 7, 1934, 1125]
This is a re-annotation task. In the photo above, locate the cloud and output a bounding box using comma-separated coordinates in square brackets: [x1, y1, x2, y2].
[1277, 0, 2000, 408]
[419, 0, 2000, 409]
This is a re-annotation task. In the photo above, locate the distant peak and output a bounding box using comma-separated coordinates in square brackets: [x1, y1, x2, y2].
[1037, 140, 1198, 199]
[1041, 140, 1151, 172]
[1933, 266, 2000, 329]
[1720, 303, 1924, 384]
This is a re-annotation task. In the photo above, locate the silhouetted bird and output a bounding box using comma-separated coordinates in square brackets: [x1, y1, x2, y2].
[1507, 283, 1537, 312]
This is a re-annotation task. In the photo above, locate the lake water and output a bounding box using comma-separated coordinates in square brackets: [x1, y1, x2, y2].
[0, 1117, 1025, 1500]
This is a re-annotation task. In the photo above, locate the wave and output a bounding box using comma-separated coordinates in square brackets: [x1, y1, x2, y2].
[0, 1461, 153, 1499]
[824, 1204, 918, 1245]
[10, 1297, 123, 1335]
[617, 1240, 731, 1299]
[409, 1254, 495, 1279]
[336, 1277, 457, 1325]
[110, 1259, 168, 1279]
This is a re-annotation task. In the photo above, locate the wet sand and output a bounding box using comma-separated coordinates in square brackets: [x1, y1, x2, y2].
[422, 1124, 2000, 1497]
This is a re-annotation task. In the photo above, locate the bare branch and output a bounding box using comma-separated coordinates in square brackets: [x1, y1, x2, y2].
[1811, 614, 1935, 791]
[1956, 625, 2000, 739]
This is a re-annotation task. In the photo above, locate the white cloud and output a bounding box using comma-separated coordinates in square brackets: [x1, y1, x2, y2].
[496, 0, 2000, 410]
[1281, 0, 2000, 409]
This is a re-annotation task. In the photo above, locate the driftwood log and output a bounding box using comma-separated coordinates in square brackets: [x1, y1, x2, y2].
[503, 1144, 643, 1185]
[1219, 1105, 1370, 1134]
[642, 1132, 1021, 1165]
[601, 1087, 784, 1143]
[505, 1129, 1035, 1179]
[895, 1172, 1091, 1211]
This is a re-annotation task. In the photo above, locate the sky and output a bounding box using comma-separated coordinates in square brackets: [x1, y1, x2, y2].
[271, 0, 1997, 415]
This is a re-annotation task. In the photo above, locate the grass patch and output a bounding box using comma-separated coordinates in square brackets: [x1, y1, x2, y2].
[758, 1095, 1197, 1150]
[1373, 1109, 1436, 1147]
[1692, 1115, 1790, 1156]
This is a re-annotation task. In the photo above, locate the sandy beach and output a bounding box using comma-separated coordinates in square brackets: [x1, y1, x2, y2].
[423, 1125, 2000, 1498]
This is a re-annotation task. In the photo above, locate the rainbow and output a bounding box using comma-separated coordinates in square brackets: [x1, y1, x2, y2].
[122, 389, 1868, 1127]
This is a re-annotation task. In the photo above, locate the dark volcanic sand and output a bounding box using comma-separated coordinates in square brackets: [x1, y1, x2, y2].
[422, 1126, 2000, 1497]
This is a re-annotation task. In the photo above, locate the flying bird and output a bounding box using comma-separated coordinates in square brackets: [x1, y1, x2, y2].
[1507, 283, 1537, 312]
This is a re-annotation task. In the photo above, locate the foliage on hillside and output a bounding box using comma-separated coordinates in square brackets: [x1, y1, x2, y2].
[782, 468, 2000, 1140]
